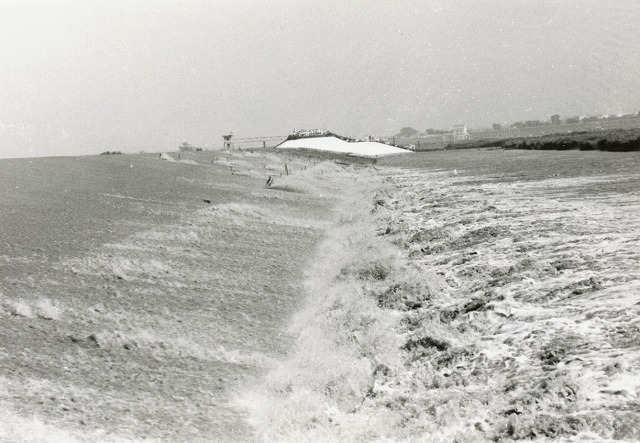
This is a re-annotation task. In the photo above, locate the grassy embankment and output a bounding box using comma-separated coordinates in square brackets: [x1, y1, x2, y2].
[0, 149, 364, 442]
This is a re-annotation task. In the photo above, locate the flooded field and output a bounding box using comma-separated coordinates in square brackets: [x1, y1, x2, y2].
[377, 149, 640, 441]
[246, 149, 640, 442]
[2, 148, 639, 442]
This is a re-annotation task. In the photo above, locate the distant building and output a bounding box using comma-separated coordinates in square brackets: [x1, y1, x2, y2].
[179, 142, 203, 152]
[452, 125, 470, 141]
[179, 142, 195, 152]
[222, 133, 233, 150]
[442, 125, 470, 143]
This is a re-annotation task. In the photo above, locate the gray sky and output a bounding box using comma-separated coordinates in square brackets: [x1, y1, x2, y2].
[1, 0, 639, 158]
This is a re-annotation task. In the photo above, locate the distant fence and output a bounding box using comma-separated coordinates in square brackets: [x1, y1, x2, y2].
[229, 135, 288, 150]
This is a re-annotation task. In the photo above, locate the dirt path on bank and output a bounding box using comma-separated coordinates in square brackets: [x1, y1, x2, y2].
[0, 152, 353, 441]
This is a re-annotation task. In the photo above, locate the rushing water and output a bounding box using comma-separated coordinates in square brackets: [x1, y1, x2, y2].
[244, 149, 640, 442]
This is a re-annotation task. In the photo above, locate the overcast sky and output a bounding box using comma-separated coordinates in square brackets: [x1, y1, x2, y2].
[1, 0, 639, 158]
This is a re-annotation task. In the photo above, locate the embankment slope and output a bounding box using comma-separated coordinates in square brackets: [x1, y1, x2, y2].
[0, 151, 357, 441]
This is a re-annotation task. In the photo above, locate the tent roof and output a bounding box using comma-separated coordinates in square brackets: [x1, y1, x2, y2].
[276, 136, 411, 157]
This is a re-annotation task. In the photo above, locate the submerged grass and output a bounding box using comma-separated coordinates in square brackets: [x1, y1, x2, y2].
[240, 149, 640, 442]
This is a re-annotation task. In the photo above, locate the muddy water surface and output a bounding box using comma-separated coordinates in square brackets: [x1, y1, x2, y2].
[375, 149, 640, 440]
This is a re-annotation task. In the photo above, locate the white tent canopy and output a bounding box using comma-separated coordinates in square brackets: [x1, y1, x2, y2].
[276, 136, 411, 157]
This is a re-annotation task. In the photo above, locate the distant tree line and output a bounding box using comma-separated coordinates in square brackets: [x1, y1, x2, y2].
[397, 110, 640, 140]
[496, 110, 640, 130]
[398, 127, 419, 137]
[100, 151, 124, 155]
[448, 128, 640, 152]
[397, 127, 449, 137]
[504, 132, 640, 152]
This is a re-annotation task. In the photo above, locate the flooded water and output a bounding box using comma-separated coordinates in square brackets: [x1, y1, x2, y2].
[374, 149, 640, 441]
[243, 149, 640, 442]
